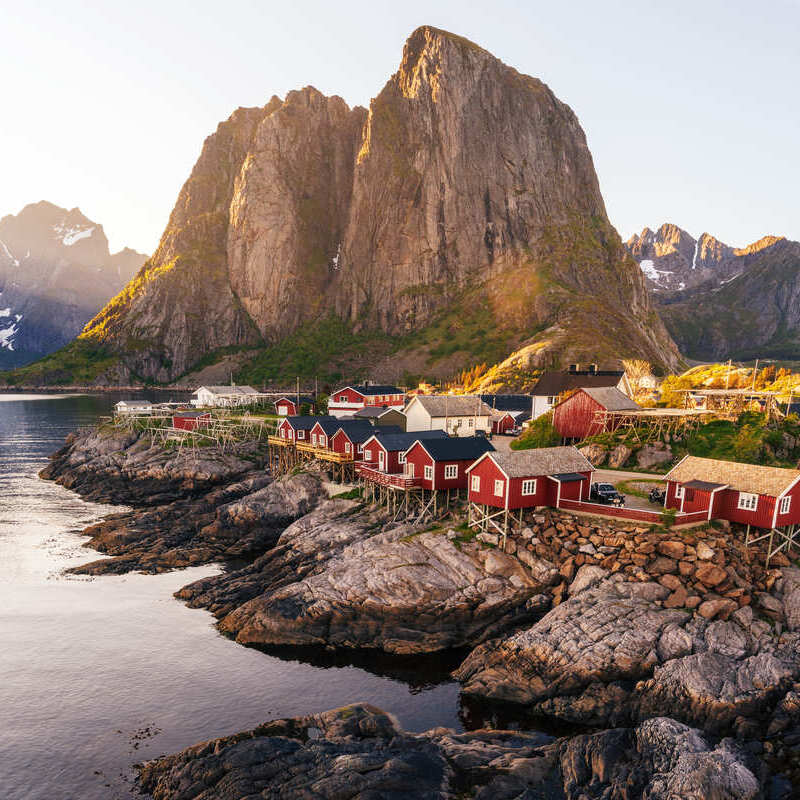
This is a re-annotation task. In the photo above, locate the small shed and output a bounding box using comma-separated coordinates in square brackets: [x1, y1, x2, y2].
[275, 396, 314, 415]
[552, 387, 639, 441]
[172, 411, 211, 431]
[466, 447, 594, 510]
[403, 437, 495, 491]
[664, 455, 800, 528]
[114, 400, 153, 415]
[361, 430, 449, 473]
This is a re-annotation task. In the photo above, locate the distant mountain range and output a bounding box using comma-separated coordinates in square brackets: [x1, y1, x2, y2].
[0, 201, 146, 368]
[626, 224, 800, 361]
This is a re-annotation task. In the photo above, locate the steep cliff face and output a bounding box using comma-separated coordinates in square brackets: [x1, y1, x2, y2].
[228, 89, 366, 337]
[45, 26, 678, 384]
[659, 237, 800, 360]
[0, 202, 145, 368]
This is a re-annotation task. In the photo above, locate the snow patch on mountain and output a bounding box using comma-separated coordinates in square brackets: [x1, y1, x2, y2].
[53, 224, 95, 246]
[639, 259, 673, 286]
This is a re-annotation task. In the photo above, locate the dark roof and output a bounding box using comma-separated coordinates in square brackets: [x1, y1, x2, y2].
[338, 423, 402, 443]
[284, 415, 337, 429]
[532, 370, 624, 397]
[353, 405, 404, 418]
[316, 418, 373, 436]
[174, 411, 210, 418]
[368, 429, 449, 452]
[411, 437, 495, 461]
[683, 479, 727, 491]
[552, 472, 587, 482]
[276, 395, 314, 405]
[480, 394, 533, 412]
[338, 384, 403, 396]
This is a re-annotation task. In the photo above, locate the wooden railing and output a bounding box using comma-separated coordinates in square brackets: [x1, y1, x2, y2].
[295, 441, 353, 463]
[558, 499, 708, 526]
[268, 435, 292, 447]
[356, 463, 420, 489]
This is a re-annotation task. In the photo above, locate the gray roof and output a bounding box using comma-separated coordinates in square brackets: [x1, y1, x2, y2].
[353, 406, 404, 418]
[195, 385, 258, 395]
[478, 447, 594, 478]
[665, 455, 800, 496]
[410, 395, 494, 418]
[580, 387, 639, 411]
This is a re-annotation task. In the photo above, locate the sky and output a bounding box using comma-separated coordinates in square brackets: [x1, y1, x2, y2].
[1, 0, 798, 254]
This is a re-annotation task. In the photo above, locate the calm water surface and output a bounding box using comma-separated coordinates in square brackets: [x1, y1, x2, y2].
[0, 393, 462, 799]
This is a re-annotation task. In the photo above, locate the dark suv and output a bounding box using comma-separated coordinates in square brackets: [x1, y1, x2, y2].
[590, 482, 625, 506]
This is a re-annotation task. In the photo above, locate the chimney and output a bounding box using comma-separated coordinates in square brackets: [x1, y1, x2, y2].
[588, 363, 598, 375]
[568, 363, 579, 374]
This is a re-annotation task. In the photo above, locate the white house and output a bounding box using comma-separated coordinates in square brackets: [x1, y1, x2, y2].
[191, 385, 260, 408]
[404, 395, 494, 437]
[114, 400, 153, 415]
[529, 366, 631, 420]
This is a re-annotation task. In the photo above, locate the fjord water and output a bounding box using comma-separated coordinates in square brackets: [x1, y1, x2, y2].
[0, 394, 461, 800]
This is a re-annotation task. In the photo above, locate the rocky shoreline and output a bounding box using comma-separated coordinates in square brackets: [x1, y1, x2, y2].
[41, 425, 800, 797]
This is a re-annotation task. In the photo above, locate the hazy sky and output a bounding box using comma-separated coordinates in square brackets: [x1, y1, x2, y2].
[2, 0, 798, 254]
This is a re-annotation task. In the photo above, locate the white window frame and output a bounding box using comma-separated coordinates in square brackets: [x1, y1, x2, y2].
[424, 465, 434, 481]
[297, 429, 305, 440]
[444, 464, 458, 480]
[674, 485, 684, 499]
[339, 395, 347, 402]
[398, 452, 406, 464]
[779, 495, 791, 515]
[494, 479, 504, 497]
[357, 444, 363, 454]
[406, 462, 415, 477]
[320, 435, 327, 447]
[280, 427, 287, 438]
[738, 492, 758, 511]
[471, 475, 480, 492]
[345, 442, 351, 454]
[521, 479, 537, 496]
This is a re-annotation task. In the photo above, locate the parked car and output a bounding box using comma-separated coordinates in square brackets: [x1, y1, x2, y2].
[649, 487, 666, 505]
[590, 482, 625, 506]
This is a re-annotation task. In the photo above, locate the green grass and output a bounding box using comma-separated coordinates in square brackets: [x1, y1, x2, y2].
[511, 412, 561, 450]
[330, 488, 362, 500]
[0, 338, 119, 386]
[616, 478, 665, 499]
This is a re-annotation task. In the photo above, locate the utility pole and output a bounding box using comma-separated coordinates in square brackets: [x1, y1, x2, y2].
[296, 376, 300, 413]
[725, 360, 732, 390]
[751, 359, 760, 391]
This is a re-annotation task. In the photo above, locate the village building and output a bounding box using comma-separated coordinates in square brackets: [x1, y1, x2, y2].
[361, 430, 449, 474]
[330, 422, 401, 459]
[114, 400, 153, 415]
[552, 387, 640, 442]
[327, 385, 405, 418]
[466, 447, 594, 512]
[480, 395, 533, 434]
[403, 437, 495, 491]
[404, 395, 494, 437]
[664, 456, 800, 530]
[309, 417, 373, 449]
[172, 411, 211, 431]
[191, 385, 261, 408]
[352, 406, 407, 430]
[275, 415, 337, 442]
[274, 395, 314, 415]
[530, 365, 631, 419]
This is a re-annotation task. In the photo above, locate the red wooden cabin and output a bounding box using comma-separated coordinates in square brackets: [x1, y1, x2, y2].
[327, 384, 405, 418]
[329, 421, 395, 458]
[361, 430, 449, 473]
[665, 455, 800, 528]
[172, 411, 211, 431]
[274, 396, 313, 415]
[403, 437, 494, 491]
[276, 415, 336, 442]
[491, 411, 516, 435]
[552, 387, 639, 441]
[466, 447, 594, 510]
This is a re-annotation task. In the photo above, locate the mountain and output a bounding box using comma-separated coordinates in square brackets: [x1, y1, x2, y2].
[11, 27, 679, 386]
[0, 202, 146, 368]
[656, 237, 800, 361]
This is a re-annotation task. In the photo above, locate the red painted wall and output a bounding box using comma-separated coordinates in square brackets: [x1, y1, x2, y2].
[361, 439, 400, 472]
[552, 390, 606, 440]
[277, 418, 294, 440]
[776, 480, 800, 526]
[173, 414, 210, 431]
[404, 442, 473, 490]
[492, 414, 515, 435]
[275, 399, 298, 415]
[309, 422, 331, 448]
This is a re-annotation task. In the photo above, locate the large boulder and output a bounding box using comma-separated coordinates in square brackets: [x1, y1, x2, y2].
[636, 443, 673, 470]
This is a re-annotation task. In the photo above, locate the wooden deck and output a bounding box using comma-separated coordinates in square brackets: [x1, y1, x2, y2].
[296, 441, 354, 463]
[356, 463, 420, 489]
[268, 435, 292, 447]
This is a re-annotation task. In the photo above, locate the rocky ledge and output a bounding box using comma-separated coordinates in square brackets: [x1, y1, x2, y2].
[137, 703, 762, 800]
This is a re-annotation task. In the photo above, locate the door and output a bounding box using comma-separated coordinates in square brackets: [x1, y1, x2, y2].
[378, 451, 385, 471]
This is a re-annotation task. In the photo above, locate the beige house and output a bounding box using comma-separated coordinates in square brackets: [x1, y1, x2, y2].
[404, 395, 494, 437]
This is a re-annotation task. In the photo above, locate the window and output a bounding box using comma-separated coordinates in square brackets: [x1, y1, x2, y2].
[471, 475, 480, 492]
[521, 479, 537, 496]
[357, 444, 363, 454]
[311, 434, 317, 445]
[320, 435, 327, 447]
[468, 418, 474, 427]
[297, 429, 305, 440]
[674, 485, 684, 499]
[779, 496, 791, 515]
[547, 396, 556, 405]
[738, 492, 758, 511]
[345, 442, 351, 453]
[494, 479, 504, 497]
[339, 395, 347, 402]
[280, 427, 286, 438]
[424, 465, 433, 480]
[444, 464, 458, 480]
[398, 452, 406, 464]
[406, 462, 415, 477]
[364, 449, 372, 461]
